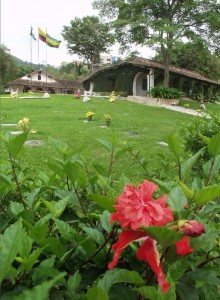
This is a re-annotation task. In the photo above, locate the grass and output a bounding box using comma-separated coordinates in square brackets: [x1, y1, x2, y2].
[1, 94, 219, 182]
[179, 98, 220, 114]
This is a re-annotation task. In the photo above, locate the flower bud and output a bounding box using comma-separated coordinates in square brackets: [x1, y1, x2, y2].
[178, 220, 205, 237]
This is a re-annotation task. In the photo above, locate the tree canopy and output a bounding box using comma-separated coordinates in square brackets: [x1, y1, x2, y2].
[93, 0, 220, 86]
[0, 45, 19, 89]
[154, 40, 220, 81]
[62, 16, 115, 70]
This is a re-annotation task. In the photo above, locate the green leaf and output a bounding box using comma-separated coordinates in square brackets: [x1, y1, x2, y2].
[113, 270, 145, 286]
[201, 284, 219, 300]
[96, 138, 112, 151]
[168, 259, 188, 281]
[80, 225, 105, 245]
[39, 237, 66, 259]
[194, 185, 220, 206]
[181, 148, 204, 179]
[10, 202, 24, 215]
[93, 163, 107, 176]
[54, 196, 70, 218]
[0, 173, 12, 187]
[18, 229, 33, 258]
[26, 187, 43, 208]
[110, 283, 137, 300]
[89, 194, 115, 212]
[48, 136, 69, 156]
[100, 210, 112, 233]
[86, 286, 109, 300]
[134, 286, 159, 300]
[47, 162, 65, 178]
[208, 132, 220, 157]
[64, 161, 86, 186]
[0, 219, 22, 284]
[42, 199, 56, 215]
[152, 179, 173, 194]
[98, 269, 124, 292]
[176, 281, 199, 300]
[29, 223, 49, 242]
[167, 186, 187, 212]
[31, 256, 61, 285]
[141, 226, 183, 248]
[18, 247, 46, 272]
[203, 155, 220, 181]
[7, 131, 28, 159]
[178, 180, 194, 200]
[54, 219, 76, 241]
[185, 269, 220, 285]
[167, 133, 182, 160]
[67, 270, 81, 292]
[13, 272, 66, 300]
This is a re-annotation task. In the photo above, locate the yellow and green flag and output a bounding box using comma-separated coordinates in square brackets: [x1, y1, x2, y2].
[38, 28, 61, 48]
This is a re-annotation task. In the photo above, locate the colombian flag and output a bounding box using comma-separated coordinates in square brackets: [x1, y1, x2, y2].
[38, 28, 61, 48]
[38, 28, 46, 43]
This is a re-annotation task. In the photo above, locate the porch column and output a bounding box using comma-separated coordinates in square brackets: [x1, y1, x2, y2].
[148, 68, 154, 90]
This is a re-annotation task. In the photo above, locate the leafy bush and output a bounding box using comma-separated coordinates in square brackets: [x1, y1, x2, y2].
[210, 94, 220, 102]
[148, 86, 184, 99]
[191, 93, 203, 101]
[0, 130, 219, 299]
[181, 113, 220, 160]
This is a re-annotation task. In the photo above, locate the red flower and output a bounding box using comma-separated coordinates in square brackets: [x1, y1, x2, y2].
[137, 237, 170, 293]
[179, 220, 205, 237]
[110, 180, 173, 230]
[108, 230, 148, 269]
[175, 236, 193, 256]
[108, 230, 170, 293]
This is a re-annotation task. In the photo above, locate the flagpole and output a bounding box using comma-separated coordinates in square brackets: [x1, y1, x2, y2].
[30, 26, 33, 88]
[46, 28, 48, 91]
[38, 27, 40, 68]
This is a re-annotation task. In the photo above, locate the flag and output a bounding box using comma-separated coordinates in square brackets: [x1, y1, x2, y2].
[30, 26, 36, 41]
[38, 27, 61, 48]
[46, 33, 61, 48]
[38, 27, 46, 43]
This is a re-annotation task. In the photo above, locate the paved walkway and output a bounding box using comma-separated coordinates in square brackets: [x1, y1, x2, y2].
[160, 104, 209, 117]
[126, 96, 209, 117]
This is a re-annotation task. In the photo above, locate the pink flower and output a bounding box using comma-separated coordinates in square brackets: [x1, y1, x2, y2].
[179, 220, 205, 237]
[108, 230, 170, 293]
[110, 180, 174, 230]
[175, 236, 193, 256]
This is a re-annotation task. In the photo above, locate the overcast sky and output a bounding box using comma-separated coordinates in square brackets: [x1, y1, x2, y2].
[1, 0, 154, 67]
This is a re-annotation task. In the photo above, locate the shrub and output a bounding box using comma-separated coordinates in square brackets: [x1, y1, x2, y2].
[0, 130, 219, 299]
[181, 113, 220, 167]
[191, 93, 203, 101]
[148, 85, 184, 99]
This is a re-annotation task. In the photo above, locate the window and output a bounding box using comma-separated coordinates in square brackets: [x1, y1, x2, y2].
[38, 75, 41, 80]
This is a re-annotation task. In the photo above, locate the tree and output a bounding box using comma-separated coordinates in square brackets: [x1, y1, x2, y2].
[93, 0, 220, 86]
[154, 40, 220, 81]
[62, 16, 115, 71]
[0, 45, 18, 90]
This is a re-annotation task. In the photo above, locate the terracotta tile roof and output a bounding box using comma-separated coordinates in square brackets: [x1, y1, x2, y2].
[11, 79, 62, 88]
[56, 79, 82, 89]
[11, 77, 82, 89]
[83, 56, 220, 86]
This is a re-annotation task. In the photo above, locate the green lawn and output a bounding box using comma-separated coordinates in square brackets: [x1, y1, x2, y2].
[1, 94, 219, 181]
[179, 98, 220, 114]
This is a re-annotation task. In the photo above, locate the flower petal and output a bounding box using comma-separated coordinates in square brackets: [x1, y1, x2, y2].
[110, 180, 174, 230]
[108, 230, 148, 269]
[136, 237, 170, 293]
[179, 220, 205, 237]
[175, 236, 193, 256]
